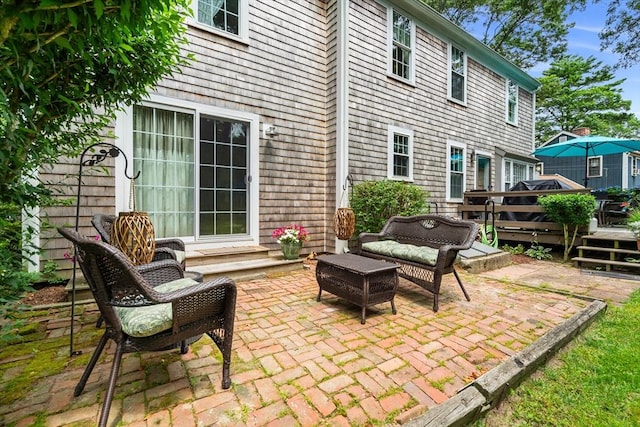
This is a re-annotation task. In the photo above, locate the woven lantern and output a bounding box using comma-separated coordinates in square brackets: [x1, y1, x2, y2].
[110, 178, 155, 265]
[111, 211, 155, 265]
[333, 207, 356, 240]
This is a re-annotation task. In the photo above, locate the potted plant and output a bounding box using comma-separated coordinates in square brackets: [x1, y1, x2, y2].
[626, 209, 640, 250]
[272, 224, 310, 260]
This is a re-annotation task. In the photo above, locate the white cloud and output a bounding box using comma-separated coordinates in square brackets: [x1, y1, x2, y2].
[572, 24, 602, 33]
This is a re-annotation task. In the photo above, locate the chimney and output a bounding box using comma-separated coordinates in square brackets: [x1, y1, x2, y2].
[572, 127, 591, 136]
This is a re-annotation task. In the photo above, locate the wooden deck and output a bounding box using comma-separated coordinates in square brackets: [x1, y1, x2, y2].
[459, 188, 591, 246]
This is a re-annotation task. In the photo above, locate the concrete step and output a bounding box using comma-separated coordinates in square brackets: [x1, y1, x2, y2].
[188, 256, 305, 282]
[185, 245, 271, 266]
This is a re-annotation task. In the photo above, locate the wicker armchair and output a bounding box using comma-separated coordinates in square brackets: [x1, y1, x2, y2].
[58, 227, 236, 427]
[92, 213, 187, 269]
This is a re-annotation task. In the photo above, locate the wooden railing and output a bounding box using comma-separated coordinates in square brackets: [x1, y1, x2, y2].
[459, 188, 592, 245]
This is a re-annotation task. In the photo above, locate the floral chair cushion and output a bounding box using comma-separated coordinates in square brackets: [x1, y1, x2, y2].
[115, 277, 198, 338]
[362, 240, 441, 266]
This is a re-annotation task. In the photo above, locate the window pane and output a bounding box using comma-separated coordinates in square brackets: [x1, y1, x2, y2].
[451, 73, 464, 101]
[450, 173, 463, 199]
[393, 46, 410, 79]
[198, 0, 239, 35]
[199, 115, 249, 238]
[393, 11, 411, 47]
[394, 156, 408, 177]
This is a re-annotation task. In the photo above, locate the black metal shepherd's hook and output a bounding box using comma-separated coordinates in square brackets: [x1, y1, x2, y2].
[69, 142, 139, 357]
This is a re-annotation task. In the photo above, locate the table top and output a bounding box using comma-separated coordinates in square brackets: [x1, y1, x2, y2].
[317, 254, 398, 275]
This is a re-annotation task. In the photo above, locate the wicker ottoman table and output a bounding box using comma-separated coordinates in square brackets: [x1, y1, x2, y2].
[316, 254, 399, 324]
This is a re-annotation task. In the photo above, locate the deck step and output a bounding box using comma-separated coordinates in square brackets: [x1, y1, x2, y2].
[572, 256, 640, 268]
[576, 246, 640, 256]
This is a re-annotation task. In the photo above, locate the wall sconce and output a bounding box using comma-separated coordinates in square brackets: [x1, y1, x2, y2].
[470, 149, 476, 164]
[535, 162, 543, 174]
[263, 124, 279, 138]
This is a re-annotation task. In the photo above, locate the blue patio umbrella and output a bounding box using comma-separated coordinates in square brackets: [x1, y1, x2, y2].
[532, 135, 640, 187]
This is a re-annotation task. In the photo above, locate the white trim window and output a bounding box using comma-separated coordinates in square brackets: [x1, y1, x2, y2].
[190, 0, 249, 42]
[387, 126, 414, 180]
[587, 156, 603, 178]
[506, 79, 518, 125]
[388, 9, 415, 83]
[446, 141, 466, 201]
[503, 158, 534, 190]
[448, 45, 466, 104]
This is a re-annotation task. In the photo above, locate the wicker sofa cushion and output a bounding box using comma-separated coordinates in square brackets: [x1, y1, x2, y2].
[174, 250, 186, 265]
[115, 277, 198, 338]
[362, 240, 441, 266]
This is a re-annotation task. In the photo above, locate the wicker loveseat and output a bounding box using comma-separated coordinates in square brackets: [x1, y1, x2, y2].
[355, 214, 479, 312]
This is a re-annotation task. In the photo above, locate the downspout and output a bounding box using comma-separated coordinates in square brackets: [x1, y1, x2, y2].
[335, 0, 350, 254]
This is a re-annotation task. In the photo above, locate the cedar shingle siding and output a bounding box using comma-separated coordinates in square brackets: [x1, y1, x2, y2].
[40, 0, 538, 273]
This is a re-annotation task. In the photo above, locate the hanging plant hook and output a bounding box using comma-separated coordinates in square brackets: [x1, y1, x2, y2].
[69, 142, 138, 357]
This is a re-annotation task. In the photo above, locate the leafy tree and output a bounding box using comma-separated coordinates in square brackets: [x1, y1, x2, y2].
[600, 0, 640, 69]
[535, 55, 640, 143]
[538, 193, 596, 261]
[422, 0, 587, 69]
[0, 1, 190, 301]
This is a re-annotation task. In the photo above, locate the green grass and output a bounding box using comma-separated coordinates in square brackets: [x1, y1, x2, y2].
[477, 290, 640, 426]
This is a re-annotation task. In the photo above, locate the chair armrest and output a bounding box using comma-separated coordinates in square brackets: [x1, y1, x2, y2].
[136, 260, 184, 286]
[145, 276, 236, 305]
[152, 247, 178, 262]
[155, 238, 185, 252]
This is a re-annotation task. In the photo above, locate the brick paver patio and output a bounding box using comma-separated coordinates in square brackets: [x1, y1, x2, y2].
[1, 260, 639, 426]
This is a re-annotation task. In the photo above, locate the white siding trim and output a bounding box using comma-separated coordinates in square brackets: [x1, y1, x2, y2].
[335, 0, 350, 254]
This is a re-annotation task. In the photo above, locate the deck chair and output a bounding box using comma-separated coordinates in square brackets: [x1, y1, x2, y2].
[92, 213, 187, 269]
[58, 227, 236, 427]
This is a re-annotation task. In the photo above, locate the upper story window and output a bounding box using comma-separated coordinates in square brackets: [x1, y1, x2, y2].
[587, 156, 603, 177]
[387, 125, 414, 180]
[449, 45, 466, 104]
[191, 0, 248, 41]
[446, 141, 466, 201]
[388, 9, 415, 83]
[506, 79, 518, 125]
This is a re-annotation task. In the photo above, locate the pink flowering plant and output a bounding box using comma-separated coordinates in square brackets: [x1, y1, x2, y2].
[271, 224, 310, 245]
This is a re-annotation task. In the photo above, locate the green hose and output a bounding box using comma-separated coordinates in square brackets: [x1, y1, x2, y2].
[480, 224, 499, 248]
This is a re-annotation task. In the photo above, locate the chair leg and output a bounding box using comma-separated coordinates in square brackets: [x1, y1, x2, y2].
[98, 343, 124, 427]
[74, 332, 109, 397]
[452, 269, 471, 301]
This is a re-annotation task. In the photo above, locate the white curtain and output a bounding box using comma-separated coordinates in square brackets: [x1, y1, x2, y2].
[198, 0, 224, 25]
[133, 106, 194, 238]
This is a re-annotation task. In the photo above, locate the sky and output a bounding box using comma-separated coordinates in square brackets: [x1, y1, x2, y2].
[530, 1, 640, 117]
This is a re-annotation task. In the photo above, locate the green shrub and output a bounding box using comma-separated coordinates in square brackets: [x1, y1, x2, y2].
[538, 193, 597, 260]
[350, 180, 430, 235]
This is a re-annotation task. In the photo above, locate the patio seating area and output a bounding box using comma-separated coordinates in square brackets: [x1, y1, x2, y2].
[2, 259, 640, 426]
